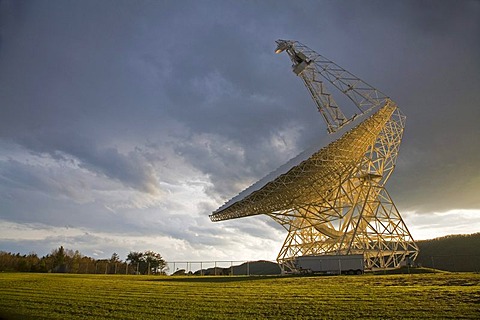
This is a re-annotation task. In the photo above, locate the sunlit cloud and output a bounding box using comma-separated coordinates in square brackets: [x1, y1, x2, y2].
[403, 209, 480, 240]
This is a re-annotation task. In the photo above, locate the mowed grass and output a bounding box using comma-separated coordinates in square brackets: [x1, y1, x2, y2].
[0, 272, 479, 319]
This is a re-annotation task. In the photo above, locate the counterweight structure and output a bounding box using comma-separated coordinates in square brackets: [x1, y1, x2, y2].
[210, 40, 418, 271]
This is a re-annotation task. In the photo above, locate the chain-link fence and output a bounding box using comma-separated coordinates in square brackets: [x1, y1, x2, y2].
[166, 260, 281, 276]
[25, 260, 282, 275]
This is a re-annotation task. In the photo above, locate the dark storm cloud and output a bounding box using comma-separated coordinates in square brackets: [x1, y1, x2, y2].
[163, 0, 480, 213]
[0, 0, 167, 194]
[370, 1, 480, 212]
[0, 0, 479, 257]
[0, 0, 301, 199]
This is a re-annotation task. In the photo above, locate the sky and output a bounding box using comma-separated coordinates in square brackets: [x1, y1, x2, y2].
[0, 0, 479, 263]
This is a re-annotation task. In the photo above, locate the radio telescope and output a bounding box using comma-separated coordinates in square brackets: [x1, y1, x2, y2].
[210, 40, 418, 271]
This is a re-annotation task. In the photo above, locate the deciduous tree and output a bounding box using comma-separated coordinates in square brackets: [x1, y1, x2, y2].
[126, 251, 167, 274]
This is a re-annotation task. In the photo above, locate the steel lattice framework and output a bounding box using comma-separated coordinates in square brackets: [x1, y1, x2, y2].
[210, 40, 418, 271]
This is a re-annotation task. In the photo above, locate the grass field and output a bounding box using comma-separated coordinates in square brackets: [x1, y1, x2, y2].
[0, 272, 479, 319]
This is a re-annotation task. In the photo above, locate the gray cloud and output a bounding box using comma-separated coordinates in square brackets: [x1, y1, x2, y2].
[0, 0, 479, 258]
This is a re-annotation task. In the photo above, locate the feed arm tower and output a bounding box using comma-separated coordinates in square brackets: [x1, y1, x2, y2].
[210, 40, 418, 272]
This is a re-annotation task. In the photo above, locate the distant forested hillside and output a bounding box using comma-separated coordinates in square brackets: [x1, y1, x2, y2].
[415, 233, 480, 272]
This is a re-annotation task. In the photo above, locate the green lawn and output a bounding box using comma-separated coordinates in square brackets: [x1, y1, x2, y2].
[0, 272, 479, 319]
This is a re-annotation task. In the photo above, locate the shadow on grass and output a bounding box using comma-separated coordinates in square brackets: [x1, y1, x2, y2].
[369, 267, 444, 275]
[144, 273, 344, 283]
[144, 275, 286, 283]
[147, 267, 445, 283]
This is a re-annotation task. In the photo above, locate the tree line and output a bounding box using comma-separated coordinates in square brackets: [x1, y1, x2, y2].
[416, 233, 480, 272]
[0, 246, 167, 275]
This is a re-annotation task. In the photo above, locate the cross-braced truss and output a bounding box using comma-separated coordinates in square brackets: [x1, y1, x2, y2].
[210, 40, 418, 272]
[269, 105, 417, 270]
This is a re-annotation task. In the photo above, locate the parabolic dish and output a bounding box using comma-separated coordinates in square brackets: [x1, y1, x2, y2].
[210, 100, 396, 222]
